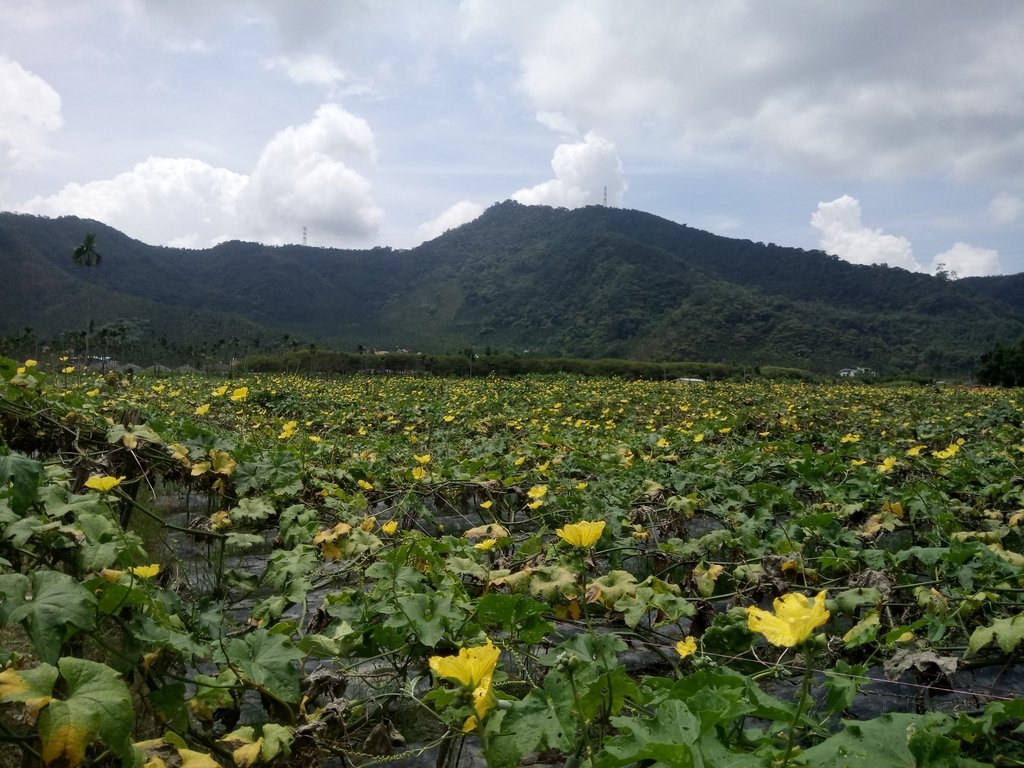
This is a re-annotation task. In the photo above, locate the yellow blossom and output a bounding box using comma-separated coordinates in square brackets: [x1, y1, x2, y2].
[443, 414, 455, 422]
[555, 520, 606, 548]
[62, 366, 76, 374]
[932, 443, 961, 460]
[130, 564, 161, 579]
[412, 466, 427, 481]
[693, 433, 705, 443]
[24, 359, 37, 368]
[675, 636, 698, 659]
[84, 475, 125, 493]
[229, 387, 248, 402]
[475, 538, 498, 551]
[527, 484, 548, 499]
[480, 500, 493, 510]
[429, 638, 500, 725]
[381, 520, 399, 535]
[575, 481, 588, 490]
[414, 453, 432, 464]
[86, 388, 100, 397]
[195, 403, 210, 416]
[877, 456, 897, 473]
[840, 433, 861, 443]
[212, 385, 228, 397]
[905, 445, 927, 457]
[357, 479, 374, 491]
[850, 459, 867, 467]
[746, 590, 830, 648]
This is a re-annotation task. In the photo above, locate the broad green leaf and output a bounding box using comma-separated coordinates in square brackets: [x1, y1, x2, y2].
[801, 712, 954, 768]
[0, 450, 44, 514]
[843, 610, 881, 648]
[39, 657, 135, 768]
[0, 570, 97, 664]
[528, 564, 578, 601]
[229, 497, 276, 524]
[226, 629, 304, 704]
[600, 700, 702, 768]
[966, 612, 1024, 656]
[483, 688, 575, 768]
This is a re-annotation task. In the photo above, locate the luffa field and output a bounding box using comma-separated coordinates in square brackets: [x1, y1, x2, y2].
[2, 358, 1024, 767]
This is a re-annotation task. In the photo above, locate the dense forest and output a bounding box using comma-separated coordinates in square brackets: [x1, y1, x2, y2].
[2, 202, 1023, 376]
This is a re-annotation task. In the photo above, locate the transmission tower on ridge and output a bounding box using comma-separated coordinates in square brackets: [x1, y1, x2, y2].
[603, 186, 607, 206]
[302, 226, 308, 246]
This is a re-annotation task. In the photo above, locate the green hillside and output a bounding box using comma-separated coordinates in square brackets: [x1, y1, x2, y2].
[2, 203, 1023, 375]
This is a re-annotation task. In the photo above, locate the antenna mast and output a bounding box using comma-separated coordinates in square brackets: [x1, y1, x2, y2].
[603, 186, 608, 206]
[302, 226, 307, 246]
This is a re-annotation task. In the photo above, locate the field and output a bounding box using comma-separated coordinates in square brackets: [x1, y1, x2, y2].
[2, 359, 1024, 767]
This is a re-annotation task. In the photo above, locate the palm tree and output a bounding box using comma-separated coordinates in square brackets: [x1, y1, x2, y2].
[71, 233, 102, 360]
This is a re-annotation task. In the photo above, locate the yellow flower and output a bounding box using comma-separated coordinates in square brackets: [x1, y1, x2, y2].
[850, 459, 866, 467]
[877, 456, 897, 473]
[357, 479, 374, 491]
[675, 636, 698, 659]
[86, 388, 100, 397]
[905, 444, 927, 457]
[840, 433, 861, 443]
[24, 359, 37, 368]
[656, 436, 669, 448]
[527, 484, 548, 499]
[443, 414, 455, 423]
[575, 481, 588, 490]
[16, 367, 25, 375]
[555, 520, 606, 548]
[381, 520, 399, 535]
[411, 466, 427, 481]
[932, 443, 961, 460]
[429, 638, 500, 723]
[62, 366, 76, 374]
[746, 590, 830, 648]
[414, 453, 432, 464]
[212, 385, 228, 397]
[84, 475, 125, 493]
[229, 387, 248, 401]
[480, 500, 493, 510]
[693, 433, 705, 443]
[475, 538, 498, 551]
[129, 564, 160, 579]
[195, 403, 210, 415]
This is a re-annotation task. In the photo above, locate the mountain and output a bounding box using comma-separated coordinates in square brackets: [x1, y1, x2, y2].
[2, 202, 1023, 375]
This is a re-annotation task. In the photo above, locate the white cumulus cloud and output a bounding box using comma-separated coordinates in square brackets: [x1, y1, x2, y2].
[0, 55, 62, 171]
[513, 132, 625, 208]
[812, 195, 1003, 277]
[930, 242, 1001, 278]
[811, 195, 920, 271]
[18, 104, 383, 248]
[416, 200, 485, 243]
[242, 103, 382, 243]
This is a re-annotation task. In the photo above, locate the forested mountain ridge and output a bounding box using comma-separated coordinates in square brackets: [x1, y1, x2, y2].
[1, 202, 1022, 375]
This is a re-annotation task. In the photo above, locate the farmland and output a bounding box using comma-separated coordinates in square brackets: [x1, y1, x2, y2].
[2, 359, 1024, 766]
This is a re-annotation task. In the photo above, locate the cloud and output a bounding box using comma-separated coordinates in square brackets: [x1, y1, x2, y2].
[991, 192, 1024, 225]
[930, 243, 1001, 278]
[812, 195, 1003, 277]
[463, 2, 1024, 181]
[0, 55, 62, 171]
[20, 104, 382, 248]
[264, 54, 349, 86]
[242, 104, 382, 242]
[811, 195, 921, 271]
[416, 200, 485, 243]
[513, 132, 625, 208]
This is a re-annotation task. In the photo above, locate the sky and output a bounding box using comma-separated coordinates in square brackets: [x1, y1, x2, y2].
[2, 1, 1023, 277]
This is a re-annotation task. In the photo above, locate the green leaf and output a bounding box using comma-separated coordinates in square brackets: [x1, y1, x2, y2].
[801, 712, 954, 768]
[600, 700, 702, 768]
[229, 497, 276, 524]
[39, 657, 135, 768]
[483, 688, 575, 768]
[475, 592, 552, 645]
[0, 571, 97, 664]
[226, 629, 304, 704]
[0, 661, 58, 703]
[966, 612, 1024, 656]
[0, 450, 44, 514]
